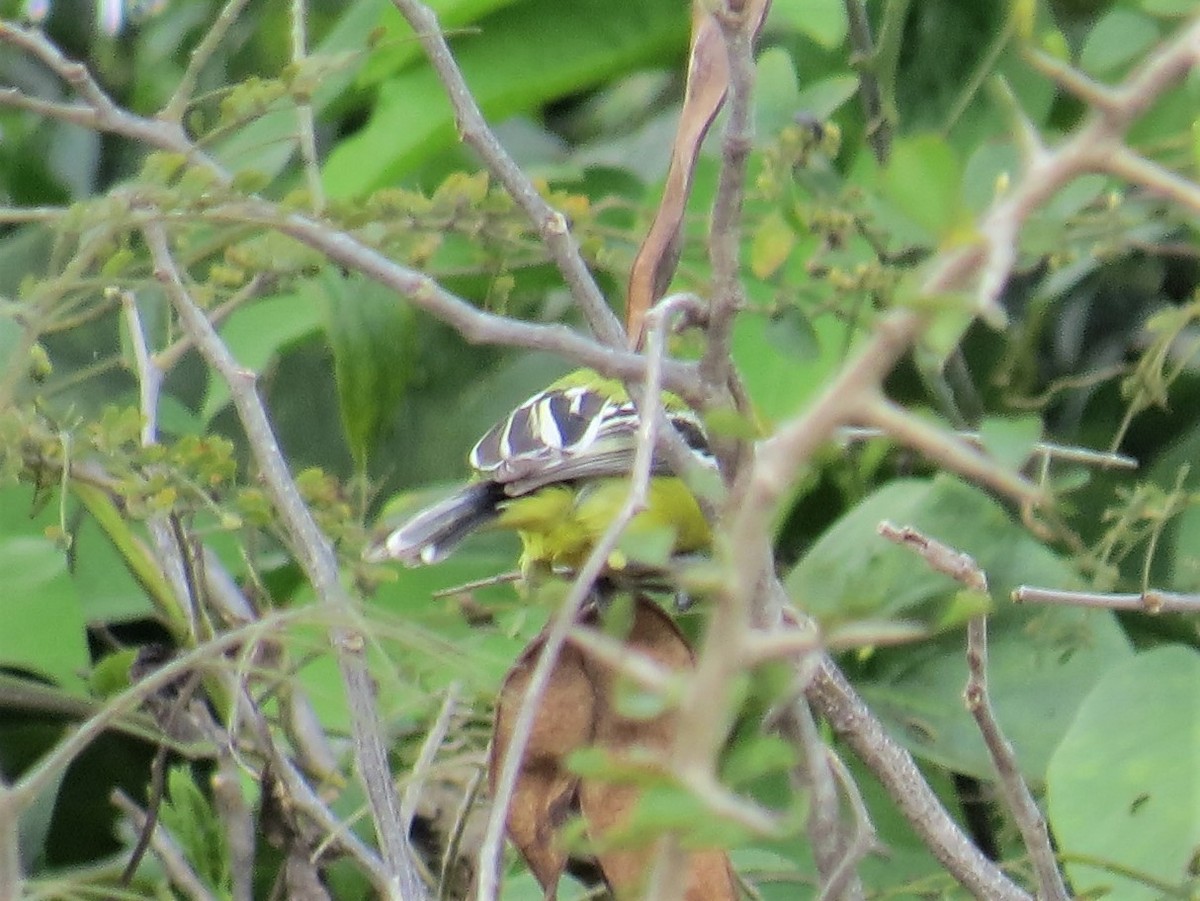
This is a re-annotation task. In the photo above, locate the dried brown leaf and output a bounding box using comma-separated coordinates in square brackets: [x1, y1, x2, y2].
[491, 635, 597, 895]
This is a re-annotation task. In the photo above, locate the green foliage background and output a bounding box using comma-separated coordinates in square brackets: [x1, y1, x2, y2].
[0, 0, 1198, 898]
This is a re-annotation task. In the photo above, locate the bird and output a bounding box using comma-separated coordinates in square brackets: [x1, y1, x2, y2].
[364, 369, 714, 585]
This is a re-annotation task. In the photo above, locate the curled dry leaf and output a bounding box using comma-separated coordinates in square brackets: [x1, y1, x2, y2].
[625, 0, 771, 346]
[492, 638, 597, 894]
[491, 596, 736, 900]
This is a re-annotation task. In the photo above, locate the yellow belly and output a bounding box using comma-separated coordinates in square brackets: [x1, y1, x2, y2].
[495, 477, 710, 574]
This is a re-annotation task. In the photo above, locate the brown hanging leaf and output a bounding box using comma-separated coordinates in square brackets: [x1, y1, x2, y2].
[491, 636, 597, 895]
[578, 598, 737, 901]
[625, 0, 771, 346]
[491, 597, 737, 900]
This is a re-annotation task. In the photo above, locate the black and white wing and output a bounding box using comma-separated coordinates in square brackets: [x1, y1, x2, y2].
[468, 383, 709, 496]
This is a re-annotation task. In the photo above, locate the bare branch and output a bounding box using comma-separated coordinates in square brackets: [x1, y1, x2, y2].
[844, 0, 893, 163]
[402, 683, 461, 834]
[289, 0, 326, 214]
[144, 222, 426, 900]
[816, 751, 880, 901]
[806, 658, 1032, 901]
[856, 395, 1044, 508]
[0, 22, 210, 173]
[112, 790, 220, 901]
[189, 201, 703, 402]
[878, 521, 988, 593]
[699, 0, 769, 393]
[387, 0, 625, 348]
[1103, 146, 1200, 216]
[1013, 585, 1200, 613]
[965, 617, 1069, 901]
[883, 523, 1068, 901]
[162, 0, 253, 123]
[779, 698, 866, 900]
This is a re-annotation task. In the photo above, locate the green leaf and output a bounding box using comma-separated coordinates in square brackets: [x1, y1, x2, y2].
[749, 210, 796, 280]
[202, 291, 324, 423]
[978, 414, 1042, 472]
[1047, 646, 1200, 901]
[731, 309, 856, 425]
[769, 0, 848, 49]
[318, 270, 416, 471]
[881, 134, 965, 240]
[1141, 0, 1199, 13]
[1080, 8, 1160, 76]
[787, 476, 1134, 779]
[160, 765, 230, 892]
[0, 485, 89, 693]
[794, 73, 860, 121]
[323, 0, 689, 196]
[754, 48, 801, 139]
[67, 505, 156, 624]
[785, 476, 997, 629]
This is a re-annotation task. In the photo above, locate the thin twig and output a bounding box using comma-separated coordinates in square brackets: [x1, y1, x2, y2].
[780, 698, 866, 901]
[402, 682, 461, 834]
[0, 23, 214, 176]
[387, 0, 625, 348]
[815, 751, 880, 901]
[806, 657, 1031, 901]
[839, 427, 1138, 470]
[144, 222, 426, 900]
[176, 200, 703, 402]
[877, 522, 988, 593]
[843, 0, 892, 163]
[1103, 147, 1200, 216]
[856, 395, 1044, 508]
[1013, 585, 1200, 613]
[112, 790, 219, 901]
[882, 523, 1068, 901]
[155, 273, 272, 372]
[162, 0, 253, 123]
[289, 0, 326, 214]
[566, 626, 675, 693]
[965, 616, 1070, 901]
[118, 288, 211, 644]
[699, 0, 763, 395]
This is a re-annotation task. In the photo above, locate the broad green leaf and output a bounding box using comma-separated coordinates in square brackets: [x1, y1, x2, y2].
[317, 270, 416, 471]
[881, 134, 965, 240]
[794, 73, 860, 121]
[323, 0, 688, 196]
[1080, 8, 1160, 76]
[202, 291, 324, 423]
[978, 414, 1042, 472]
[69, 481, 183, 629]
[961, 138, 1020, 214]
[769, 0, 848, 49]
[786, 477, 999, 629]
[0, 485, 89, 692]
[67, 501, 157, 624]
[788, 476, 1133, 779]
[749, 210, 796, 280]
[1141, 0, 1199, 13]
[731, 309, 856, 425]
[1047, 646, 1200, 901]
[754, 48, 801, 139]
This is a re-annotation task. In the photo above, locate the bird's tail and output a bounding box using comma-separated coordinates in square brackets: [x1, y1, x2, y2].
[363, 481, 503, 565]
